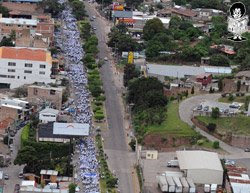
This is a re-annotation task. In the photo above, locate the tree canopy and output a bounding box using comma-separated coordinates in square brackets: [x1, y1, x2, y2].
[143, 18, 165, 41]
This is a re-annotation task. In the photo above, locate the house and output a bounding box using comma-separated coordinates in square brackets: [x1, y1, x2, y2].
[0, 98, 30, 122]
[39, 108, 59, 123]
[201, 57, 210, 65]
[210, 44, 236, 55]
[38, 122, 90, 143]
[40, 170, 58, 184]
[2, 2, 44, 19]
[27, 85, 63, 110]
[176, 150, 223, 185]
[235, 71, 250, 86]
[171, 6, 197, 20]
[132, 15, 170, 30]
[193, 8, 225, 23]
[38, 122, 70, 143]
[0, 117, 15, 140]
[196, 73, 212, 86]
[0, 47, 55, 89]
[0, 13, 54, 47]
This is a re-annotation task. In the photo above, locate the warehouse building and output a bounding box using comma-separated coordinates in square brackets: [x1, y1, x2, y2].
[176, 150, 223, 185]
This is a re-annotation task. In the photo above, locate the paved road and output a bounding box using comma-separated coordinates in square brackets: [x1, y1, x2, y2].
[84, 2, 136, 193]
[2, 127, 24, 193]
[179, 94, 246, 154]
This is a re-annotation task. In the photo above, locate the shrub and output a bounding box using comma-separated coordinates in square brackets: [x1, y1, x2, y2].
[94, 113, 104, 121]
[96, 95, 106, 101]
[197, 139, 204, 145]
[129, 139, 136, 151]
[94, 101, 103, 106]
[211, 107, 220, 119]
[93, 106, 101, 112]
[228, 94, 234, 101]
[213, 141, 220, 149]
[207, 123, 216, 132]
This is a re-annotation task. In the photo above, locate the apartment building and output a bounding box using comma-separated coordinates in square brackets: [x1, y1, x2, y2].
[27, 85, 63, 110]
[0, 47, 54, 89]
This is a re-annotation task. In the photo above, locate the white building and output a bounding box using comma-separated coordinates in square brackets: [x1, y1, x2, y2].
[176, 150, 223, 185]
[39, 108, 59, 123]
[0, 47, 54, 89]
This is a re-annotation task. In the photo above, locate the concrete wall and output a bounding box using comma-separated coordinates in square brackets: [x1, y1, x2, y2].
[230, 135, 250, 148]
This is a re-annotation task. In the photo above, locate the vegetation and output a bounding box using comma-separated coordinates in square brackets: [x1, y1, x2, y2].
[39, 0, 64, 17]
[145, 102, 197, 137]
[211, 107, 220, 119]
[21, 124, 30, 147]
[196, 116, 250, 136]
[69, 0, 86, 20]
[129, 139, 136, 151]
[13, 86, 28, 98]
[123, 63, 140, 87]
[96, 134, 118, 192]
[69, 183, 77, 193]
[213, 141, 220, 149]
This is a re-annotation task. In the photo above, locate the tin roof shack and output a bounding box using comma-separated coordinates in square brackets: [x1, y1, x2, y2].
[39, 107, 59, 123]
[176, 151, 223, 185]
[235, 71, 250, 87]
[196, 73, 212, 86]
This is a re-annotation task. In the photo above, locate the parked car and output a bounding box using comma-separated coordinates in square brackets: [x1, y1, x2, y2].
[14, 184, 20, 191]
[244, 148, 250, 152]
[18, 172, 23, 179]
[104, 57, 108, 61]
[203, 106, 209, 111]
[4, 174, 9, 180]
[197, 105, 202, 111]
[92, 15, 96, 19]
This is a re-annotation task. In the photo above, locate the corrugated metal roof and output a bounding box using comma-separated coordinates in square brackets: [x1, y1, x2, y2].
[53, 122, 89, 136]
[0, 18, 37, 25]
[231, 183, 250, 193]
[40, 170, 58, 176]
[113, 11, 133, 18]
[146, 64, 232, 78]
[176, 150, 223, 171]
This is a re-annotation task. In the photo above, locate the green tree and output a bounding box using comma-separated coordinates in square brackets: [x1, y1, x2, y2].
[0, 37, 15, 47]
[125, 0, 143, 8]
[191, 86, 194, 94]
[129, 139, 136, 151]
[39, 0, 64, 17]
[143, 18, 165, 41]
[169, 16, 182, 29]
[210, 54, 230, 67]
[68, 183, 77, 193]
[213, 141, 220, 149]
[218, 78, 223, 92]
[79, 20, 91, 40]
[123, 64, 140, 87]
[211, 107, 220, 119]
[237, 80, 241, 92]
[13, 86, 28, 98]
[0, 4, 9, 17]
[207, 123, 216, 132]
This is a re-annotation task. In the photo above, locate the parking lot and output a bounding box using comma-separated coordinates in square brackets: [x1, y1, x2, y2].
[141, 152, 179, 192]
[193, 100, 243, 116]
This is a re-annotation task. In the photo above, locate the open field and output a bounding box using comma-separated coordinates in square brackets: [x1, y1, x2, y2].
[146, 101, 197, 137]
[196, 115, 250, 135]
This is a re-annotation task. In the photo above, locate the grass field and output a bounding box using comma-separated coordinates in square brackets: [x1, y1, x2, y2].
[146, 102, 197, 137]
[218, 96, 247, 103]
[21, 124, 30, 147]
[196, 115, 250, 135]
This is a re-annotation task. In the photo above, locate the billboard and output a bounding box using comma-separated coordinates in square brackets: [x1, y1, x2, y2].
[114, 5, 124, 11]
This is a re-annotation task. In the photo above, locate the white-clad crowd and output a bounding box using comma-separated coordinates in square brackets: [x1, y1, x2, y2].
[55, 0, 100, 192]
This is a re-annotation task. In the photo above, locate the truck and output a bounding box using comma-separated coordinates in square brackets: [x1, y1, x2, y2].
[166, 176, 175, 192]
[172, 176, 183, 193]
[180, 177, 189, 193]
[167, 160, 179, 167]
[186, 178, 196, 193]
[157, 175, 168, 192]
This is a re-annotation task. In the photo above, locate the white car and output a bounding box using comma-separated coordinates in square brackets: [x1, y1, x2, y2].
[92, 16, 96, 19]
[104, 57, 108, 61]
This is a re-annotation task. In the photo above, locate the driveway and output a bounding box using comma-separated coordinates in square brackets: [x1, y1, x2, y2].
[179, 94, 244, 154]
[84, 2, 136, 193]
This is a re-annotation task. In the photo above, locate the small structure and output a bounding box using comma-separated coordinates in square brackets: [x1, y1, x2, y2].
[21, 180, 36, 187]
[53, 122, 90, 137]
[248, 103, 250, 117]
[176, 150, 223, 185]
[145, 150, 158, 160]
[40, 170, 58, 184]
[201, 57, 210, 65]
[196, 73, 212, 86]
[39, 108, 59, 123]
[235, 71, 250, 86]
